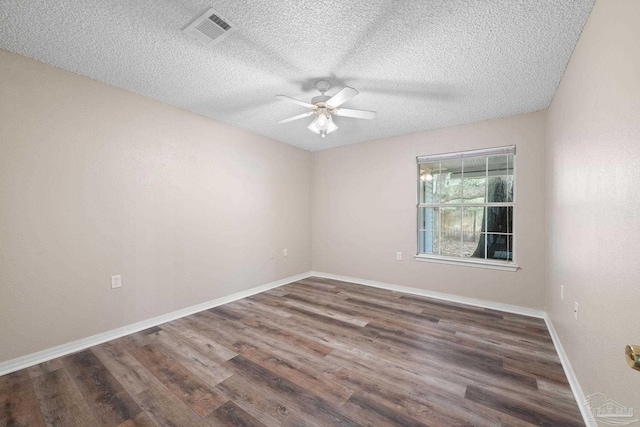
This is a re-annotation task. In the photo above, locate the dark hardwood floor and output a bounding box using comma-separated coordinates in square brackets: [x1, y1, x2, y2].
[0, 277, 585, 426]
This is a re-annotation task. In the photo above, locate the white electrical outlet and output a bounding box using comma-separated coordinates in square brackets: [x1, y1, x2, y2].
[111, 275, 122, 289]
[561, 285, 564, 301]
[269, 250, 275, 259]
[283, 248, 288, 257]
[396, 251, 402, 261]
[574, 302, 579, 320]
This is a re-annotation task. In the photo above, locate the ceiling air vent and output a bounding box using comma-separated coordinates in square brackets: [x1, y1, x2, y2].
[183, 8, 236, 46]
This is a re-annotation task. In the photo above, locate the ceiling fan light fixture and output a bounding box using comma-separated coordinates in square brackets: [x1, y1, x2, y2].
[316, 111, 328, 129]
[308, 113, 336, 137]
[307, 116, 320, 134]
[326, 115, 338, 134]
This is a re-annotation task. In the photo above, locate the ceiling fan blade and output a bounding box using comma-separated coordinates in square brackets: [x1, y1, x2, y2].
[275, 95, 315, 109]
[277, 111, 314, 123]
[333, 108, 376, 120]
[326, 87, 359, 108]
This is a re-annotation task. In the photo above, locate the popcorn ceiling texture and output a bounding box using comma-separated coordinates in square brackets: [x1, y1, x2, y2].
[0, 0, 594, 151]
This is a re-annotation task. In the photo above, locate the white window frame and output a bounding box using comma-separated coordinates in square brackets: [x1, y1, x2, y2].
[414, 146, 518, 272]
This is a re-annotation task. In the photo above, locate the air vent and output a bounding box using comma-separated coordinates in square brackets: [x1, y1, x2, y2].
[183, 8, 237, 46]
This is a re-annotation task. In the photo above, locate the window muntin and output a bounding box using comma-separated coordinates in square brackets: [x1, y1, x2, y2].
[417, 147, 515, 266]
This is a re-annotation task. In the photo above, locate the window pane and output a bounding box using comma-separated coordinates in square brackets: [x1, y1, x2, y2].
[462, 177, 486, 203]
[462, 233, 482, 258]
[487, 154, 512, 176]
[434, 207, 442, 231]
[433, 232, 441, 255]
[486, 206, 513, 234]
[418, 164, 436, 203]
[440, 207, 461, 257]
[436, 159, 462, 203]
[439, 175, 462, 203]
[486, 233, 513, 261]
[418, 207, 436, 231]
[486, 177, 512, 203]
[418, 230, 436, 254]
[431, 173, 443, 203]
[462, 206, 484, 233]
[461, 157, 486, 204]
[419, 208, 442, 255]
[487, 154, 514, 203]
[418, 178, 432, 204]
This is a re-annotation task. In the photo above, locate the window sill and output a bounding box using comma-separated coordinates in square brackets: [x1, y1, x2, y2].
[413, 254, 519, 272]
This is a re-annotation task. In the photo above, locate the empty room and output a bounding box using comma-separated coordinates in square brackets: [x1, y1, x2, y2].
[1, 0, 638, 426]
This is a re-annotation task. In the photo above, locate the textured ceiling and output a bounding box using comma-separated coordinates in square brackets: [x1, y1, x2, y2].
[0, 0, 594, 151]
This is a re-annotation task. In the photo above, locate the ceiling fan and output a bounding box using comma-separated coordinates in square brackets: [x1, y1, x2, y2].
[275, 80, 376, 138]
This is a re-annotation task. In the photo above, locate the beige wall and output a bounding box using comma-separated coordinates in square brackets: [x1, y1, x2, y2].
[0, 50, 312, 363]
[546, 0, 640, 408]
[312, 111, 547, 309]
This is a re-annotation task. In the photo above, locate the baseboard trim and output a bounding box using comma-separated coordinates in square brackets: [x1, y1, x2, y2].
[544, 314, 595, 427]
[309, 271, 545, 318]
[0, 271, 312, 377]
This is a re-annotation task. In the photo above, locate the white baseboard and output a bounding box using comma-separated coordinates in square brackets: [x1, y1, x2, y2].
[309, 271, 545, 318]
[544, 314, 595, 427]
[0, 271, 312, 377]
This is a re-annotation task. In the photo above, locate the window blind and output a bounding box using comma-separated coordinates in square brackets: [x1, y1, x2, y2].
[417, 145, 516, 164]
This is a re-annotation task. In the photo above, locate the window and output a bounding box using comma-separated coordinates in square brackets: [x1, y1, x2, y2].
[416, 146, 516, 270]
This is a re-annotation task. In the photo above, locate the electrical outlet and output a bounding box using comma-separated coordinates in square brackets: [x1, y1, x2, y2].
[111, 275, 122, 289]
[574, 302, 579, 320]
[283, 248, 288, 257]
[561, 285, 564, 301]
[396, 251, 402, 261]
[269, 250, 275, 259]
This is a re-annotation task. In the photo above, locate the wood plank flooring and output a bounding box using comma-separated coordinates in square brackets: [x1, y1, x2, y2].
[0, 277, 585, 426]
